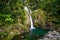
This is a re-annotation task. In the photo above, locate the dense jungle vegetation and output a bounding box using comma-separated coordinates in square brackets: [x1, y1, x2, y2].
[0, 0, 60, 40]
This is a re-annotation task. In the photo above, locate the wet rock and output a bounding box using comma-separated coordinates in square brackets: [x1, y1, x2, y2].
[38, 31, 60, 40]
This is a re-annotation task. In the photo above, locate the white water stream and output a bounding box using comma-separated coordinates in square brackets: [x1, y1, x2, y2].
[24, 6, 35, 30]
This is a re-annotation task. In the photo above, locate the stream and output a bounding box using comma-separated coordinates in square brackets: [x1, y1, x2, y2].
[12, 6, 60, 40]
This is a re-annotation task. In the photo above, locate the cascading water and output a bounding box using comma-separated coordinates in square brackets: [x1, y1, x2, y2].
[24, 6, 50, 40]
[24, 6, 35, 30]
[12, 6, 51, 40]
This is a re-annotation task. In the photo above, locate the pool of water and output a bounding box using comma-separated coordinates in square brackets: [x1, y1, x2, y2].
[12, 28, 50, 40]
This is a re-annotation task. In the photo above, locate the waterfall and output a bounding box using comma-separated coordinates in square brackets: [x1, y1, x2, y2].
[24, 6, 35, 30]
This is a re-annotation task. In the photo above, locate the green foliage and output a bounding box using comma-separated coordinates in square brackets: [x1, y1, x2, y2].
[0, 0, 60, 40]
[0, 14, 14, 23]
[0, 0, 26, 25]
[0, 0, 26, 40]
[27, 0, 60, 26]
[0, 31, 9, 40]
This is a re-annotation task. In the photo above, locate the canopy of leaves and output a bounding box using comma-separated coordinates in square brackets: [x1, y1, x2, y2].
[26, 0, 60, 26]
[0, 0, 26, 26]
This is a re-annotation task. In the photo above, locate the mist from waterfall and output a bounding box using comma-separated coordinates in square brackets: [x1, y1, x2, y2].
[24, 6, 35, 30]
